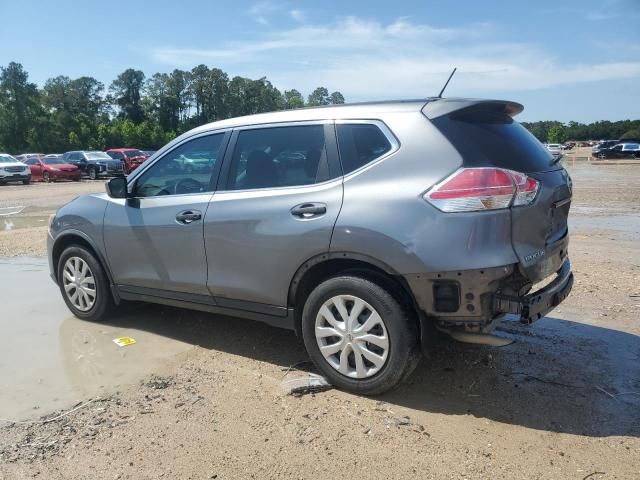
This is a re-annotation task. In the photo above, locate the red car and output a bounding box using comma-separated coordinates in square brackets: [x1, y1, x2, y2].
[106, 148, 150, 174]
[23, 156, 81, 182]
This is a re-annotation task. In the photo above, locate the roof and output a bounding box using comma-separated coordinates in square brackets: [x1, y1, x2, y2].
[190, 97, 523, 135]
[190, 99, 429, 134]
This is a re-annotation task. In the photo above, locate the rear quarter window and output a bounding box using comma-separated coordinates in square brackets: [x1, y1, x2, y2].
[336, 123, 392, 175]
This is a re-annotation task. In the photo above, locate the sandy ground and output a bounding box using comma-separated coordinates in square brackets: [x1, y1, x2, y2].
[0, 163, 639, 479]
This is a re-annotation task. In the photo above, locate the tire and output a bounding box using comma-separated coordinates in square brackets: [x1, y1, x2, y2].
[22, 179, 30, 185]
[43, 171, 51, 183]
[301, 275, 420, 395]
[57, 245, 114, 321]
[88, 167, 98, 180]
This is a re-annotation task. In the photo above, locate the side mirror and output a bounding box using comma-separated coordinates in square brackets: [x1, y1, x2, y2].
[106, 176, 129, 199]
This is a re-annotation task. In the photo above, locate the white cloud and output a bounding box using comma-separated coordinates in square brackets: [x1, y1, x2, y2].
[149, 16, 640, 99]
[289, 9, 305, 23]
[248, 1, 279, 25]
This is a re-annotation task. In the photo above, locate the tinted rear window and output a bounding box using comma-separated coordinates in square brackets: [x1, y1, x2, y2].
[430, 110, 555, 173]
[336, 124, 392, 175]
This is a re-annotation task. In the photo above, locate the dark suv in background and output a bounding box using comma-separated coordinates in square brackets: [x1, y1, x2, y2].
[62, 151, 124, 179]
[48, 98, 573, 394]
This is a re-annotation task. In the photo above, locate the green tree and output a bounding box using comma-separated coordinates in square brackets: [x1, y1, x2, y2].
[0, 62, 41, 152]
[547, 124, 566, 144]
[329, 91, 345, 104]
[621, 128, 640, 139]
[283, 89, 305, 109]
[307, 87, 330, 106]
[110, 68, 146, 123]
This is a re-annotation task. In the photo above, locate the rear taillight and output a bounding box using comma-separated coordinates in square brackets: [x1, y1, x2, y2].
[424, 168, 539, 213]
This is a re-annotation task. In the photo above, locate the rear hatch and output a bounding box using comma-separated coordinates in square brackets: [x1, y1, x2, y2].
[423, 99, 572, 282]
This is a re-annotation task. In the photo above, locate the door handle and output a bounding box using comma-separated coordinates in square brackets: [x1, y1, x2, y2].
[291, 203, 327, 218]
[175, 210, 202, 224]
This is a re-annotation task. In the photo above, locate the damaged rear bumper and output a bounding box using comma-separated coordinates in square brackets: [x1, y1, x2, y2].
[493, 259, 573, 324]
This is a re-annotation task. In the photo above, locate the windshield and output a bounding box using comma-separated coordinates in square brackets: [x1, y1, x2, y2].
[125, 150, 145, 157]
[44, 158, 65, 165]
[85, 151, 112, 160]
[0, 154, 18, 163]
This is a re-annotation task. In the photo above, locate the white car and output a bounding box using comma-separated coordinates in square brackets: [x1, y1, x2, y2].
[0, 153, 32, 185]
[545, 144, 563, 160]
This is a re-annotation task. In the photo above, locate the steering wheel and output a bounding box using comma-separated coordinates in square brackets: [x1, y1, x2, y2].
[173, 177, 204, 195]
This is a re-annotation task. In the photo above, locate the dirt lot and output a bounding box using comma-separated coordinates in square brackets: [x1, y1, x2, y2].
[1, 163, 639, 479]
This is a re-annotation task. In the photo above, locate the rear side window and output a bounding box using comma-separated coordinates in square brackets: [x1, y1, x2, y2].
[227, 125, 329, 190]
[430, 109, 555, 173]
[336, 124, 392, 175]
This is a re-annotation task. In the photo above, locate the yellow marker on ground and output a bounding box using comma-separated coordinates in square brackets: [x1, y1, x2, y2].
[113, 336, 137, 347]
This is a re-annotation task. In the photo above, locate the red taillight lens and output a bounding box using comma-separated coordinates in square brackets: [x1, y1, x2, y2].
[509, 171, 540, 206]
[425, 168, 539, 212]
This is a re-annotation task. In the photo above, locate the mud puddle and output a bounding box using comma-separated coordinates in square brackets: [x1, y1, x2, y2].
[0, 257, 193, 421]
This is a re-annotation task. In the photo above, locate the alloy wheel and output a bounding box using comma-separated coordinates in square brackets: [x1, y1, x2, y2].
[62, 256, 97, 312]
[43, 171, 50, 182]
[315, 294, 389, 379]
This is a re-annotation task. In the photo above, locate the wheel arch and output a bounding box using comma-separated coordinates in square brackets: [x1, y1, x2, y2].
[288, 252, 420, 337]
[52, 230, 120, 303]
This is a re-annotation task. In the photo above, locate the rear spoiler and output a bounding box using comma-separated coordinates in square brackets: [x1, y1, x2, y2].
[422, 98, 524, 120]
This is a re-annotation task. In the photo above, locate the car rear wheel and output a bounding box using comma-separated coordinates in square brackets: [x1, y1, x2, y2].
[301, 275, 420, 395]
[43, 171, 51, 183]
[58, 246, 114, 321]
[22, 179, 30, 185]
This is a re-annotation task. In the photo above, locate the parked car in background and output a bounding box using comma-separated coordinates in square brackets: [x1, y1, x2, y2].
[0, 153, 31, 184]
[48, 98, 574, 394]
[23, 156, 81, 182]
[62, 151, 124, 179]
[595, 143, 640, 159]
[15, 153, 45, 162]
[105, 148, 150, 174]
[44, 153, 63, 159]
[592, 140, 618, 157]
[545, 144, 563, 160]
[142, 150, 157, 157]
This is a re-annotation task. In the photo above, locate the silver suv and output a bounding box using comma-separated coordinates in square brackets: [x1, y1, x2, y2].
[48, 98, 574, 394]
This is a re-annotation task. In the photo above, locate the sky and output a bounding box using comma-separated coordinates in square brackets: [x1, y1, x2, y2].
[1, 0, 639, 122]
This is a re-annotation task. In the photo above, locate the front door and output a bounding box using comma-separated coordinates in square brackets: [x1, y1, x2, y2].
[204, 122, 343, 312]
[103, 132, 229, 296]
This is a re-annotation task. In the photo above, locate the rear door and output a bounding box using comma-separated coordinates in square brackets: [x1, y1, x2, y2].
[426, 102, 572, 281]
[203, 122, 342, 313]
[103, 131, 229, 296]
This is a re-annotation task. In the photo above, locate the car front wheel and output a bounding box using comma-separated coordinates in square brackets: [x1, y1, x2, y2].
[88, 167, 98, 180]
[57, 245, 114, 321]
[301, 275, 420, 395]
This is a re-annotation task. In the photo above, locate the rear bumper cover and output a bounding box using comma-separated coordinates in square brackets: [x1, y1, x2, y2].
[493, 259, 573, 324]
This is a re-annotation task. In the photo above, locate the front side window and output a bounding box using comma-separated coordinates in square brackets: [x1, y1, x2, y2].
[134, 133, 225, 197]
[336, 123, 392, 175]
[227, 125, 328, 190]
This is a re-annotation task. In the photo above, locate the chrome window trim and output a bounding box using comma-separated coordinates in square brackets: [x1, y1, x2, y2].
[334, 119, 400, 181]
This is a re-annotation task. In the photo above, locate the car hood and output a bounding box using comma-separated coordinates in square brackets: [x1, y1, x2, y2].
[0, 161, 29, 168]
